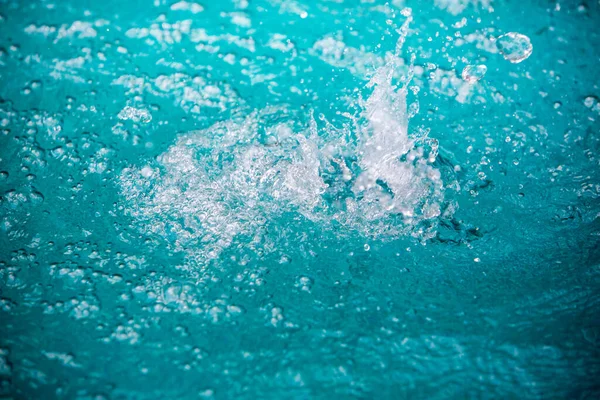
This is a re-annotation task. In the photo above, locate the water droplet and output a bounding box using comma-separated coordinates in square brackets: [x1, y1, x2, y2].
[461, 64, 487, 83]
[496, 32, 533, 64]
[364, 243, 370, 251]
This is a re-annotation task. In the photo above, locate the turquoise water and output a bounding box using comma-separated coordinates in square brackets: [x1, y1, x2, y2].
[1, 0, 600, 398]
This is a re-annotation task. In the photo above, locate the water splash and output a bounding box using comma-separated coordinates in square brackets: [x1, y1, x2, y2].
[120, 12, 451, 260]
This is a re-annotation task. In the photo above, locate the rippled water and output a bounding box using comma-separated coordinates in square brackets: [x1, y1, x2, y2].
[1, 0, 599, 398]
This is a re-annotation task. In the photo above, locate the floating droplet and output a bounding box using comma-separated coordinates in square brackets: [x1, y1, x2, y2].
[496, 32, 533, 64]
[461, 64, 487, 83]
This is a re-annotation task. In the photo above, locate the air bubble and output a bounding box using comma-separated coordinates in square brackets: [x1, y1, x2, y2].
[461, 64, 487, 83]
[496, 32, 533, 64]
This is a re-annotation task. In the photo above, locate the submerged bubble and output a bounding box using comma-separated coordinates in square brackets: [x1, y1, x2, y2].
[461, 64, 487, 83]
[496, 32, 533, 64]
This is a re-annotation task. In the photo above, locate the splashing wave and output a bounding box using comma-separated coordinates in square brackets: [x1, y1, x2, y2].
[120, 16, 454, 259]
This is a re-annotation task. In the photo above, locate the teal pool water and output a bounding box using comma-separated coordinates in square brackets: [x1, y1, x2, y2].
[1, 0, 600, 398]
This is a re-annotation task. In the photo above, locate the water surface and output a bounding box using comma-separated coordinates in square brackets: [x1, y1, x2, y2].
[0, 0, 599, 398]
